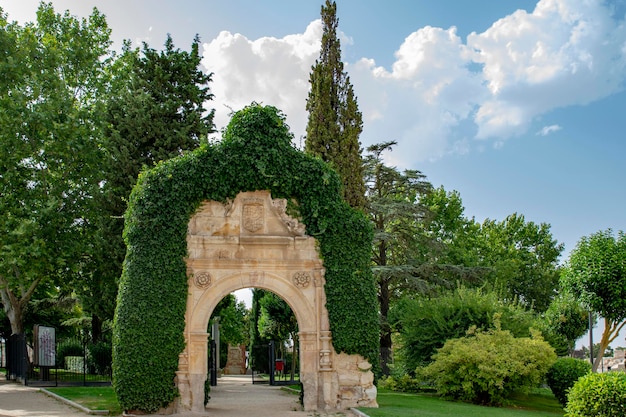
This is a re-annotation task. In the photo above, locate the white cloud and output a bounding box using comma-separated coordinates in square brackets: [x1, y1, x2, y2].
[468, 0, 626, 139]
[201, 0, 626, 165]
[202, 20, 321, 141]
[537, 124, 562, 136]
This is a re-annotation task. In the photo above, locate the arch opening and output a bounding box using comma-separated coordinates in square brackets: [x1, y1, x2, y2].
[207, 288, 300, 385]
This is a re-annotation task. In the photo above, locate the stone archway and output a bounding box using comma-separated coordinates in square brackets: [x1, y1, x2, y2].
[175, 190, 377, 413]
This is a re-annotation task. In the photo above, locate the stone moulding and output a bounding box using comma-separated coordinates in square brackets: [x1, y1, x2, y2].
[177, 190, 377, 413]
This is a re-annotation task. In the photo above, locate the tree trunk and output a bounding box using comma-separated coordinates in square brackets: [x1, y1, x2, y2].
[592, 317, 626, 372]
[92, 313, 102, 343]
[379, 277, 392, 376]
[1, 272, 43, 335]
[1, 287, 25, 335]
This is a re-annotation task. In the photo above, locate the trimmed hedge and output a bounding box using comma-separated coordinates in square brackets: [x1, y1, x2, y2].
[112, 104, 378, 413]
[546, 357, 591, 407]
[565, 371, 626, 417]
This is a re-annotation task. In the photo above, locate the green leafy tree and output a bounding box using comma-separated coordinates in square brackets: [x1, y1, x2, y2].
[0, 4, 112, 334]
[258, 292, 297, 344]
[391, 286, 538, 373]
[305, 0, 365, 208]
[421, 319, 556, 406]
[363, 141, 432, 375]
[81, 34, 215, 342]
[475, 214, 564, 311]
[248, 289, 271, 373]
[418, 189, 562, 311]
[210, 294, 248, 368]
[211, 294, 248, 347]
[418, 186, 490, 283]
[539, 293, 589, 356]
[561, 229, 626, 372]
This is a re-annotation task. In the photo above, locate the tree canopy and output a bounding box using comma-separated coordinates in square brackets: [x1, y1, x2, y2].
[561, 229, 626, 372]
[0, 3, 112, 334]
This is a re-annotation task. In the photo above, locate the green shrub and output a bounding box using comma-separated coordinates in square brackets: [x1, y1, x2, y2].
[565, 371, 626, 417]
[204, 377, 210, 406]
[391, 287, 538, 374]
[57, 340, 83, 369]
[421, 322, 556, 406]
[546, 357, 591, 407]
[87, 341, 112, 376]
[378, 374, 432, 393]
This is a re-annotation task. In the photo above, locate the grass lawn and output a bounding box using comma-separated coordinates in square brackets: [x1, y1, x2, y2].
[45, 384, 563, 417]
[47, 386, 122, 416]
[357, 388, 564, 417]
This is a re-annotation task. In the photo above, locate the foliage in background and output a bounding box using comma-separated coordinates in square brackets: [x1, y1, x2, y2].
[419, 190, 564, 314]
[391, 287, 538, 374]
[210, 294, 248, 367]
[377, 374, 431, 394]
[113, 104, 377, 413]
[561, 229, 626, 372]
[418, 186, 490, 283]
[538, 293, 589, 356]
[82, 33, 215, 343]
[363, 141, 433, 375]
[258, 291, 297, 344]
[258, 291, 299, 379]
[57, 339, 85, 369]
[87, 340, 113, 376]
[545, 357, 591, 407]
[211, 294, 248, 347]
[420, 319, 556, 406]
[564, 371, 626, 417]
[474, 214, 564, 312]
[0, 3, 112, 335]
[305, 0, 365, 208]
[249, 289, 271, 373]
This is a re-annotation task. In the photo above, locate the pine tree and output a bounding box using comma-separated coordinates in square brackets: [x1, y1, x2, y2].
[305, 0, 365, 208]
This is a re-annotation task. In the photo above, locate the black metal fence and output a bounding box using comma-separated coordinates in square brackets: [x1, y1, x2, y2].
[1, 333, 112, 387]
[250, 341, 299, 386]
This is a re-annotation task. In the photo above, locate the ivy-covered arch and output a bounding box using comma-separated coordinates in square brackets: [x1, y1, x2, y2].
[112, 104, 378, 413]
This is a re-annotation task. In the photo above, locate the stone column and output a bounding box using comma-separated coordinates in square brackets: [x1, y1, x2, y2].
[298, 331, 319, 411]
[188, 332, 209, 413]
[175, 351, 191, 411]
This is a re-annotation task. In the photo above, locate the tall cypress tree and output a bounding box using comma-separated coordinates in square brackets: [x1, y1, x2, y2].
[305, 0, 365, 209]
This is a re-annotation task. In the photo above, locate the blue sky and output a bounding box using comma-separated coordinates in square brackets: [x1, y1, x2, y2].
[4, 0, 625, 347]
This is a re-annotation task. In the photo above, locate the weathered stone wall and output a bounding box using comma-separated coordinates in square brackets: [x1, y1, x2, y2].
[333, 352, 378, 409]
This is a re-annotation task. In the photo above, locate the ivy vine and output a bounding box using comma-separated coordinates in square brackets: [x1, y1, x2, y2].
[112, 104, 378, 413]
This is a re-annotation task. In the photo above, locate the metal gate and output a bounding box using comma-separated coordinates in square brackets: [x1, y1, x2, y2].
[249, 341, 298, 386]
[5, 334, 28, 382]
[2, 332, 112, 387]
